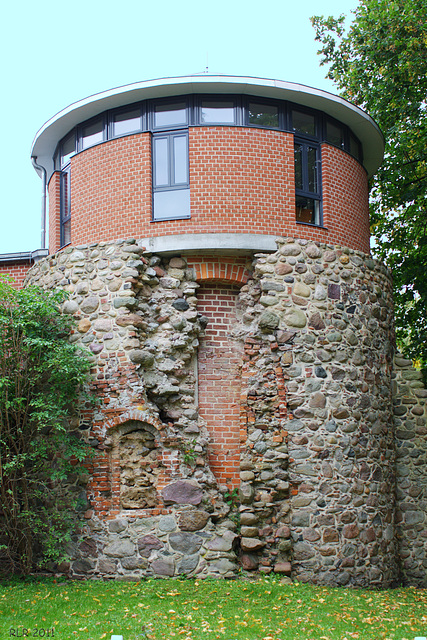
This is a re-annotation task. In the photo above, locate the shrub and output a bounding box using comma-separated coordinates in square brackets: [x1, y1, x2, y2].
[0, 280, 92, 575]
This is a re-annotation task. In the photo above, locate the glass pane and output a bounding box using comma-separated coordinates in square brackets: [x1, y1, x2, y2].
[292, 109, 316, 136]
[61, 132, 75, 168]
[153, 188, 190, 220]
[112, 108, 141, 136]
[201, 101, 235, 124]
[61, 170, 70, 216]
[154, 102, 187, 127]
[62, 219, 71, 246]
[326, 121, 344, 148]
[173, 135, 188, 184]
[294, 144, 303, 190]
[248, 103, 279, 127]
[295, 196, 319, 225]
[307, 147, 318, 193]
[350, 134, 360, 159]
[81, 119, 104, 149]
[154, 137, 169, 187]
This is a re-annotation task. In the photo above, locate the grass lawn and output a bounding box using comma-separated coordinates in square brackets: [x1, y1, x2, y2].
[0, 577, 426, 640]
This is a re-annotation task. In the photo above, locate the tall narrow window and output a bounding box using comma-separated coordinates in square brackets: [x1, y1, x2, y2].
[152, 131, 190, 220]
[294, 141, 321, 225]
[60, 164, 71, 246]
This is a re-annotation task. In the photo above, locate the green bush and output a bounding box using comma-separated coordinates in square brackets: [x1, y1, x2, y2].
[0, 280, 93, 575]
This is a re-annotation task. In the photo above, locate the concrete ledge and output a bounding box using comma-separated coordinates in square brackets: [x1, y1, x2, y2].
[137, 233, 278, 255]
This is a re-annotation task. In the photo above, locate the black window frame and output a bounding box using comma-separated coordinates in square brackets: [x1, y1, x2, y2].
[77, 114, 107, 152]
[294, 138, 322, 227]
[196, 94, 241, 126]
[109, 103, 144, 139]
[60, 162, 71, 247]
[150, 97, 190, 131]
[245, 97, 283, 129]
[152, 130, 191, 222]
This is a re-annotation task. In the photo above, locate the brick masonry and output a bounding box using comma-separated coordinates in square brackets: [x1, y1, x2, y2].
[197, 282, 243, 487]
[0, 260, 33, 288]
[47, 128, 371, 255]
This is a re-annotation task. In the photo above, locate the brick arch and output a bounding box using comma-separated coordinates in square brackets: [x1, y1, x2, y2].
[104, 409, 163, 434]
[187, 256, 250, 286]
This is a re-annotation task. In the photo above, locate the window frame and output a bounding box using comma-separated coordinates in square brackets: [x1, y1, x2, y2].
[294, 138, 322, 227]
[151, 130, 191, 222]
[109, 104, 145, 139]
[195, 94, 241, 126]
[60, 163, 71, 247]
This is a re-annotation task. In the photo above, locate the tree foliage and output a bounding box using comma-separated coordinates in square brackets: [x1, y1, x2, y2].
[312, 0, 427, 373]
[0, 281, 92, 575]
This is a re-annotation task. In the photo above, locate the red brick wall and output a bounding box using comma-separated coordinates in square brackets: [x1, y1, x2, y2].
[322, 145, 370, 251]
[48, 172, 61, 255]
[48, 128, 371, 254]
[0, 262, 32, 289]
[70, 134, 152, 248]
[197, 283, 243, 487]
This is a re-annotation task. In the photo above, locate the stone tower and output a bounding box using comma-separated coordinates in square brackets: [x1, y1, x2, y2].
[23, 76, 427, 586]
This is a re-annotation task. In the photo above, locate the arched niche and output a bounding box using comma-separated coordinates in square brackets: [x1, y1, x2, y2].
[110, 420, 163, 510]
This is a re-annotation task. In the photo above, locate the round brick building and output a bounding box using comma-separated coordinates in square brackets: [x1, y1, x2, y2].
[26, 76, 427, 587]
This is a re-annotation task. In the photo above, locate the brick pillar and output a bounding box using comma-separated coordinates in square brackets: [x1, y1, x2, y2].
[197, 283, 242, 488]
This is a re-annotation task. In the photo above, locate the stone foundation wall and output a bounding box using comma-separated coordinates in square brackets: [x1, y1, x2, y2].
[24, 237, 427, 586]
[393, 355, 427, 586]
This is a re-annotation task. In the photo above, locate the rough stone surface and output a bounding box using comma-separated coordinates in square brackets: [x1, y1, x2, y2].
[161, 481, 203, 505]
[23, 239, 427, 587]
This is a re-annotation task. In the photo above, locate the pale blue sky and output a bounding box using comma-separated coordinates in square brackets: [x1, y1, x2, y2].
[0, 0, 358, 254]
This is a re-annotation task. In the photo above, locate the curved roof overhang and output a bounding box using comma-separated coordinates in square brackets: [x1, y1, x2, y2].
[31, 75, 384, 180]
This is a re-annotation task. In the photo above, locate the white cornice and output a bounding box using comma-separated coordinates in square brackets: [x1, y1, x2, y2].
[31, 75, 384, 180]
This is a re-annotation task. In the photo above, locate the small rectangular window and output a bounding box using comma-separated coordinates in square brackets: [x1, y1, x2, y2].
[248, 102, 279, 127]
[60, 132, 76, 168]
[154, 102, 187, 128]
[292, 109, 316, 137]
[201, 100, 235, 124]
[349, 133, 361, 161]
[112, 108, 142, 137]
[152, 131, 190, 221]
[81, 118, 104, 150]
[326, 120, 345, 149]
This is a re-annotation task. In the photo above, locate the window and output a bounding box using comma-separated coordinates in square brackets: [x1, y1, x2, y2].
[152, 131, 190, 220]
[292, 109, 316, 137]
[60, 131, 76, 168]
[111, 107, 142, 137]
[201, 100, 235, 124]
[326, 120, 345, 149]
[60, 164, 71, 246]
[80, 117, 105, 150]
[248, 102, 279, 128]
[153, 101, 188, 128]
[294, 140, 321, 225]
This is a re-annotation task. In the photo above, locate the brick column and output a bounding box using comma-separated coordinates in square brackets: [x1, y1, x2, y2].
[197, 283, 242, 487]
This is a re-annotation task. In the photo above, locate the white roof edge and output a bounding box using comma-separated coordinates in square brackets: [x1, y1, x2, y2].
[31, 75, 384, 180]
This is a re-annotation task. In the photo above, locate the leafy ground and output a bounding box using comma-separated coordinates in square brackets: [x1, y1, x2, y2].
[0, 577, 426, 640]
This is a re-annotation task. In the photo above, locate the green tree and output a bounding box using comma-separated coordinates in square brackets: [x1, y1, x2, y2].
[0, 281, 92, 575]
[312, 0, 427, 374]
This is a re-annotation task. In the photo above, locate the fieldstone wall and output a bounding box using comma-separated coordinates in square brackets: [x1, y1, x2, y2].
[24, 236, 427, 586]
[233, 238, 398, 587]
[25, 240, 239, 580]
[393, 354, 427, 586]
